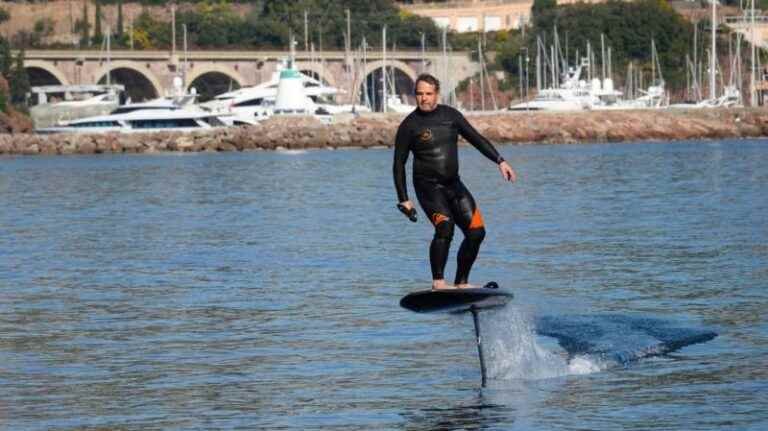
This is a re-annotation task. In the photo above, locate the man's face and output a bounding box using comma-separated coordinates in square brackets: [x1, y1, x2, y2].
[415, 81, 439, 112]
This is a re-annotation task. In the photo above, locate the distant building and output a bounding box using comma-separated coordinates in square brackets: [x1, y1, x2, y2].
[396, 0, 606, 33]
[397, 0, 532, 33]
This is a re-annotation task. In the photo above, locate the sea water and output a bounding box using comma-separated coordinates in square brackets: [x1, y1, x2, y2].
[1, 139, 766, 430]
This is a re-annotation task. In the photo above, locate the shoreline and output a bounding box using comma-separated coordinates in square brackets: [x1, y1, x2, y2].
[1, 108, 767, 156]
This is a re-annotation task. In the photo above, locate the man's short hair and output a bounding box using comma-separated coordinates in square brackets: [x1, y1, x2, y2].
[414, 73, 440, 94]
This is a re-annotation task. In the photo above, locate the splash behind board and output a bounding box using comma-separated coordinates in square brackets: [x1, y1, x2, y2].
[400, 283, 513, 313]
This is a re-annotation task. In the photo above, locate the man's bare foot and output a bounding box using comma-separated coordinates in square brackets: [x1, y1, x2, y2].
[454, 283, 478, 289]
[432, 279, 456, 290]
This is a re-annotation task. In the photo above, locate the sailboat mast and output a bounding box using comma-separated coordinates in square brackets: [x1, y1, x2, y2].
[652, 39, 656, 84]
[751, 0, 757, 106]
[536, 37, 542, 91]
[183, 24, 188, 89]
[382, 25, 387, 113]
[479, 37, 485, 111]
[106, 26, 111, 86]
[601, 33, 606, 81]
[421, 33, 426, 73]
[710, 0, 717, 100]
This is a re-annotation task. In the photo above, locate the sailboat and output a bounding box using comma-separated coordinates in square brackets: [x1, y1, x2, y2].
[382, 26, 415, 113]
[670, 0, 742, 108]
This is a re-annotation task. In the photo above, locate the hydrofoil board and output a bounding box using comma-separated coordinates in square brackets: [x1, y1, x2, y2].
[400, 282, 513, 313]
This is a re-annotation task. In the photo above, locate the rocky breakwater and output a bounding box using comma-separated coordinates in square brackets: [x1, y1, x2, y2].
[468, 108, 768, 144]
[1, 109, 767, 156]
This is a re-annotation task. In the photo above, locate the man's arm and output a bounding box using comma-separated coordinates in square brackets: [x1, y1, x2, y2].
[454, 111, 503, 164]
[454, 111, 516, 182]
[393, 121, 411, 203]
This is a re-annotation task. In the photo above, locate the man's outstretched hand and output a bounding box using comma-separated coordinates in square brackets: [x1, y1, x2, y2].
[499, 161, 517, 182]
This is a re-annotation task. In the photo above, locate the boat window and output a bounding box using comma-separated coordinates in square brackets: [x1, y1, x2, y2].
[112, 106, 177, 114]
[75, 121, 120, 127]
[201, 116, 225, 127]
[234, 98, 264, 107]
[129, 118, 201, 129]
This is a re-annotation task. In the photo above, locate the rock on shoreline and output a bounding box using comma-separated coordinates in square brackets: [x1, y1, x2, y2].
[1, 109, 766, 157]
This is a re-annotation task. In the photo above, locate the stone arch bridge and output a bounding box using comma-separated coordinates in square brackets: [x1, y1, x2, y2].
[23, 49, 478, 108]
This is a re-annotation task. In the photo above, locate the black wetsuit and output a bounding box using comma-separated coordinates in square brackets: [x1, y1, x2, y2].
[393, 104, 504, 284]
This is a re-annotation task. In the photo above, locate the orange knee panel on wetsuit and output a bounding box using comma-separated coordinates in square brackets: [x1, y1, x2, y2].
[431, 212, 450, 226]
[469, 208, 485, 229]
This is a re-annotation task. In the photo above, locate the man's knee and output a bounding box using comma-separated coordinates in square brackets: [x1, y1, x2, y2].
[465, 226, 486, 244]
[434, 219, 455, 241]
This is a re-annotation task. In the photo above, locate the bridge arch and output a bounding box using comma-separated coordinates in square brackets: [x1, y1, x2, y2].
[185, 64, 247, 92]
[93, 60, 163, 101]
[184, 63, 247, 101]
[356, 60, 418, 111]
[294, 62, 337, 88]
[24, 60, 70, 86]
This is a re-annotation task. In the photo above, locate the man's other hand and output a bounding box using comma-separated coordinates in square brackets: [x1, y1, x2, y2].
[499, 161, 517, 182]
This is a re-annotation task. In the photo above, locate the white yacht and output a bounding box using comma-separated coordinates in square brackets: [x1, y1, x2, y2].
[202, 64, 369, 123]
[29, 84, 126, 129]
[35, 108, 228, 134]
[669, 85, 743, 109]
[385, 94, 415, 113]
[509, 61, 598, 112]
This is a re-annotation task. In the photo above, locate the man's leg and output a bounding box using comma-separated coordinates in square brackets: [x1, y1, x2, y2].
[415, 181, 455, 290]
[452, 182, 486, 288]
[429, 214, 455, 289]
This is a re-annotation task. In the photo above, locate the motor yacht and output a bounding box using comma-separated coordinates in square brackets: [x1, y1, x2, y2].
[202, 64, 369, 123]
[35, 108, 228, 134]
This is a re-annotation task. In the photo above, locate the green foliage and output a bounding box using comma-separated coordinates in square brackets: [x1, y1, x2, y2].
[523, 0, 696, 91]
[495, 33, 524, 74]
[0, 36, 10, 113]
[0, 84, 7, 113]
[531, 0, 557, 27]
[79, 1, 90, 46]
[33, 18, 55, 37]
[133, 11, 171, 48]
[125, 0, 441, 50]
[9, 48, 30, 105]
[117, 0, 124, 39]
[11, 18, 54, 48]
[0, 37, 11, 78]
[94, 0, 104, 45]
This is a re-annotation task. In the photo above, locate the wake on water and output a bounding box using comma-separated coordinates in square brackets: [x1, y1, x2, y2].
[477, 306, 717, 382]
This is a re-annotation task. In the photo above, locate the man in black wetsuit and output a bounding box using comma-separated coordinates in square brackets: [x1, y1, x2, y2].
[393, 73, 516, 290]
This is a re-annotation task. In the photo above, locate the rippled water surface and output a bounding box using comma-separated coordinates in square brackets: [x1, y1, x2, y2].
[2, 139, 767, 430]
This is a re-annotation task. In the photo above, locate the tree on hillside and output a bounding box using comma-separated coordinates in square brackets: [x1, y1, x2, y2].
[127, 0, 441, 51]
[9, 48, 30, 105]
[0, 37, 12, 78]
[117, 0, 124, 40]
[93, 0, 104, 45]
[531, 0, 557, 19]
[0, 82, 7, 113]
[77, 1, 91, 46]
[525, 0, 694, 91]
[0, 7, 9, 25]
